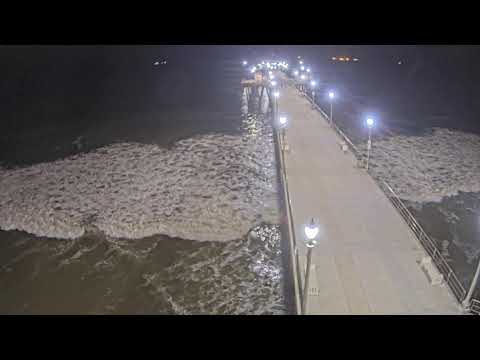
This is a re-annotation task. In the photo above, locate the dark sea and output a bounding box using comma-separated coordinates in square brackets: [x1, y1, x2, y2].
[0, 45, 291, 314]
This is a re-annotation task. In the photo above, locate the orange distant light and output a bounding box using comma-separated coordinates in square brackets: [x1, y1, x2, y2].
[339, 57, 345, 61]
[345, 57, 350, 61]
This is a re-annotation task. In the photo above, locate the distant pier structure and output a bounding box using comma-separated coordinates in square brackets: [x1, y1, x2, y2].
[241, 71, 274, 114]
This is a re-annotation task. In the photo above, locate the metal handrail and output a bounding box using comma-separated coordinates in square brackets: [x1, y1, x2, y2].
[275, 126, 303, 314]
[379, 179, 467, 301]
[291, 79, 470, 305]
[470, 299, 480, 314]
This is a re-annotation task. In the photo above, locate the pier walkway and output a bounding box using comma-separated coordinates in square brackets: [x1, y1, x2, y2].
[277, 83, 461, 314]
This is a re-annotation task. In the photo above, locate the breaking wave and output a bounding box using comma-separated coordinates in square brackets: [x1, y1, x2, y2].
[360, 128, 480, 203]
[0, 115, 280, 241]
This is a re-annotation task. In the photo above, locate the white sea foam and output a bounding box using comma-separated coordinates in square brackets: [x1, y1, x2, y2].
[361, 128, 480, 203]
[142, 224, 286, 314]
[0, 116, 280, 241]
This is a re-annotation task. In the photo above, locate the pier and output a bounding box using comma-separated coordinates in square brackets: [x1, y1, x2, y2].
[267, 69, 466, 314]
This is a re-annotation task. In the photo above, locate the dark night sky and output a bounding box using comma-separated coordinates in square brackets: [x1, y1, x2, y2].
[2, 45, 480, 157]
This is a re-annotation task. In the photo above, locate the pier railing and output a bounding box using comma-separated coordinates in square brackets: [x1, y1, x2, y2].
[294, 83, 478, 312]
[471, 299, 480, 314]
[379, 180, 467, 302]
[276, 128, 303, 315]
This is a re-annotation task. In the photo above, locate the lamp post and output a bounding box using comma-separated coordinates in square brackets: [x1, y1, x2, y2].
[300, 74, 306, 92]
[242, 60, 248, 66]
[273, 91, 280, 118]
[463, 256, 480, 311]
[302, 218, 319, 315]
[310, 80, 316, 103]
[328, 91, 335, 125]
[366, 117, 374, 171]
[279, 115, 287, 150]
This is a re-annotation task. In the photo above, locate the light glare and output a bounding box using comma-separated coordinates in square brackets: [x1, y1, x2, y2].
[305, 223, 319, 240]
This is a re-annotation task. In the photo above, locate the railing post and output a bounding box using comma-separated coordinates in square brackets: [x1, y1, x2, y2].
[302, 247, 313, 315]
[463, 257, 480, 310]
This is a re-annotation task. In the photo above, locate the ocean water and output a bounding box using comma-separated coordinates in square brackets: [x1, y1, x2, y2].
[0, 46, 291, 314]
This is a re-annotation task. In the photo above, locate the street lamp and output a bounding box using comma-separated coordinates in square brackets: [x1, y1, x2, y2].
[271, 80, 277, 87]
[306, 68, 311, 73]
[310, 80, 316, 102]
[365, 117, 374, 171]
[273, 91, 280, 116]
[300, 65, 305, 71]
[293, 70, 299, 77]
[242, 60, 248, 66]
[299, 74, 306, 93]
[328, 91, 335, 125]
[279, 115, 288, 149]
[302, 218, 319, 314]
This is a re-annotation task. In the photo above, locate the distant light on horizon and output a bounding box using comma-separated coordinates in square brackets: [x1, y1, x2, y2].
[366, 118, 374, 127]
[242, 60, 248, 66]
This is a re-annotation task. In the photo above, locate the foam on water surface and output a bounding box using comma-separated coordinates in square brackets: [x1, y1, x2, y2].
[0, 115, 280, 242]
[359, 128, 480, 203]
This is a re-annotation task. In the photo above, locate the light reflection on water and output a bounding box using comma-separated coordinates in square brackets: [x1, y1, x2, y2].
[0, 108, 288, 314]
